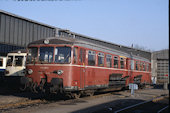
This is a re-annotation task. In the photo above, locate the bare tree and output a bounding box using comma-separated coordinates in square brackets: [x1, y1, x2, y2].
[131, 44, 153, 52]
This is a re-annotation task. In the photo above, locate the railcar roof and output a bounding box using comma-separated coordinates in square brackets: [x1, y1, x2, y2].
[28, 37, 74, 46]
[28, 37, 150, 62]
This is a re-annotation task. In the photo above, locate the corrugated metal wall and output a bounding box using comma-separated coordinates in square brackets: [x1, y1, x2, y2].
[0, 13, 56, 47]
[0, 11, 56, 56]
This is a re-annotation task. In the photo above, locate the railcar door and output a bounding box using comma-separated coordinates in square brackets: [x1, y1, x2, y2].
[79, 48, 86, 89]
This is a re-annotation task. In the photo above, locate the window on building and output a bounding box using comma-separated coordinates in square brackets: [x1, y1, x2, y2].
[98, 52, 104, 67]
[79, 48, 86, 64]
[120, 58, 124, 69]
[88, 50, 96, 66]
[73, 47, 78, 64]
[114, 56, 118, 68]
[106, 54, 112, 68]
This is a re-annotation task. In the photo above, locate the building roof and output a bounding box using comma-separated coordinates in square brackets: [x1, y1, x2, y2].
[0, 9, 57, 29]
[58, 29, 151, 60]
[28, 37, 150, 62]
[152, 49, 169, 60]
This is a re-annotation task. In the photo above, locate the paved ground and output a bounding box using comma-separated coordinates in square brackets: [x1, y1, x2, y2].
[0, 87, 169, 113]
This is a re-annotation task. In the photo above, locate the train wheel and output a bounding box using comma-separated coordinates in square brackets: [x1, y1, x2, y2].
[72, 93, 81, 99]
[88, 92, 94, 97]
[85, 90, 94, 97]
[20, 84, 27, 91]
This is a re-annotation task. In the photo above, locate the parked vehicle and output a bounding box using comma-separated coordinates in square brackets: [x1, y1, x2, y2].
[0, 56, 7, 79]
[21, 37, 151, 98]
[5, 49, 27, 77]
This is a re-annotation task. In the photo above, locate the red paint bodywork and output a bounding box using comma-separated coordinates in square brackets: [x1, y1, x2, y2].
[26, 44, 151, 91]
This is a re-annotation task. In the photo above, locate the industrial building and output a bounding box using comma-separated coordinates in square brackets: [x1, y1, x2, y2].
[151, 49, 169, 84]
[0, 10, 56, 56]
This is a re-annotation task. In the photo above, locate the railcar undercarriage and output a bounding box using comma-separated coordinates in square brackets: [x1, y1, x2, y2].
[20, 73, 131, 99]
[133, 75, 146, 88]
[109, 73, 129, 88]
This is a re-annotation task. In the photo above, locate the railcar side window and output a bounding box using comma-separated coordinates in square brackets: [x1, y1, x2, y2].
[136, 61, 139, 70]
[114, 56, 118, 68]
[39, 47, 54, 63]
[7, 56, 13, 66]
[130, 60, 134, 70]
[88, 50, 96, 66]
[14, 56, 24, 66]
[55, 47, 71, 63]
[149, 64, 151, 71]
[0, 58, 3, 66]
[140, 62, 143, 71]
[146, 63, 149, 71]
[98, 52, 104, 67]
[120, 58, 124, 69]
[73, 47, 78, 64]
[143, 63, 146, 71]
[79, 48, 86, 64]
[106, 54, 112, 68]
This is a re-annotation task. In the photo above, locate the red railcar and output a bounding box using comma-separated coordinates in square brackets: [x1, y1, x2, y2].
[21, 37, 151, 98]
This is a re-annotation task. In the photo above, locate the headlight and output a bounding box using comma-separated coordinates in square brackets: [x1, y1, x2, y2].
[57, 70, 63, 75]
[27, 69, 33, 75]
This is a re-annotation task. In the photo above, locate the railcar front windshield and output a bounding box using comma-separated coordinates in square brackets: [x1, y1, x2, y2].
[27, 47, 38, 64]
[55, 47, 71, 63]
[39, 47, 54, 63]
[7, 56, 13, 66]
[14, 56, 24, 66]
[27, 46, 71, 64]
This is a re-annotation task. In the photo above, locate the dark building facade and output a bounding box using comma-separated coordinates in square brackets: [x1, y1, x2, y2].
[0, 10, 56, 56]
[151, 49, 169, 84]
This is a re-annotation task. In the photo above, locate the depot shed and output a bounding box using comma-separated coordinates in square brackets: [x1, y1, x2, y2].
[0, 10, 56, 56]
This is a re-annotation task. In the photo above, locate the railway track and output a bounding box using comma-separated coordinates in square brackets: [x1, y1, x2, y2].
[0, 99, 45, 110]
[0, 88, 168, 113]
[0, 90, 123, 112]
[115, 95, 169, 113]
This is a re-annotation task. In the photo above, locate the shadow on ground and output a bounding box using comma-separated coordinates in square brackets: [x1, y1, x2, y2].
[71, 98, 169, 113]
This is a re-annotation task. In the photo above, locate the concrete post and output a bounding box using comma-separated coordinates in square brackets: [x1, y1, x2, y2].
[163, 83, 168, 90]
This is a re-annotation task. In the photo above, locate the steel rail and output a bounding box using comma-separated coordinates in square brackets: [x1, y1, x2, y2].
[157, 105, 169, 113]
[114, 95, 168, 113]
